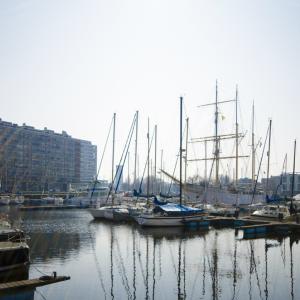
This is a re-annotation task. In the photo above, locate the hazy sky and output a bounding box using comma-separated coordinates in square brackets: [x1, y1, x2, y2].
[1, 0, 299, 181]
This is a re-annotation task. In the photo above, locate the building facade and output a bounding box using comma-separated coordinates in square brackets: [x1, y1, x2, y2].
[261, 173, 300, 196]
[0, 119, 97, 192]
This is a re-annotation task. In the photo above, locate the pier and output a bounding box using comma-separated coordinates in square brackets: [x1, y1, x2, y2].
[0, 275, 70, 293]
[181, 215, 300, 239]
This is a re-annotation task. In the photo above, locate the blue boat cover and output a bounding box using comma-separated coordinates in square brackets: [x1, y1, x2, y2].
[157, 203, 202, 213]
[266, 194, 283, 203]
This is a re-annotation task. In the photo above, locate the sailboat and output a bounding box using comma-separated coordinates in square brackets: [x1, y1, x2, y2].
[90, 112, 141, 221]
[189, 84, 265, 206]
[135, 97, 204, 227]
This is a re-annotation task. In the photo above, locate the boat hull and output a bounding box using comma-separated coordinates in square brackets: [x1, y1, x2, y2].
[136, 214, 205, 227]
[0, 242, 30, 272]
[89, 208, 106, 219]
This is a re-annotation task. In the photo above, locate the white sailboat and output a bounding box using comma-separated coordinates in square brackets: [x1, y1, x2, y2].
[90, 112, 140, 221]
[136, 97, 205, 227]
[251, 205, 290, 219]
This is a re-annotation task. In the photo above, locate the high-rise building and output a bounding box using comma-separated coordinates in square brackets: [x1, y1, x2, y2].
[0, 119, 97, 192]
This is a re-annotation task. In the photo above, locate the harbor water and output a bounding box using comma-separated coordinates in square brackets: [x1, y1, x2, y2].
[2, 207, 300, 300]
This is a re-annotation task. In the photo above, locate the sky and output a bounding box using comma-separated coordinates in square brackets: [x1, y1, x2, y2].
[0, 0, 299, 182]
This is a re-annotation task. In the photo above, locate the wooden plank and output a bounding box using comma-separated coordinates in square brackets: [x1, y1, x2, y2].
[0, 276, 70, 292]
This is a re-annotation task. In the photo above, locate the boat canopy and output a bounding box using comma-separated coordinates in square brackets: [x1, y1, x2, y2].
[153, 203, 203, 215]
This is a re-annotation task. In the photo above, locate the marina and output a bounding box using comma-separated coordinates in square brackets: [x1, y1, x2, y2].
[1, 207, 300, 299]
[1, 1, 300, 299]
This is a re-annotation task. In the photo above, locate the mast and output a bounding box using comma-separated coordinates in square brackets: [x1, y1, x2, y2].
[160, 149, 163, 193]
[127, 151, 130, 189]
[154, 124, 157, 194]
[215, 81, 219, 184]
[235, 85, 239, 187]
[266, 119, 272, 193]
[134, 111, 139, 190]
[180, 97, 183, 206]
[251, 102, 255, 191]
[291, 139, 296, 199]
[235, 85, 239, 207]
[112, 113, 116, 205]
[184, 118, 189, 184]
[204, 140, 207, 183]
[194, 82, 247, 193]
[147, 117, 150, 204]
[112, 113, 116, 184]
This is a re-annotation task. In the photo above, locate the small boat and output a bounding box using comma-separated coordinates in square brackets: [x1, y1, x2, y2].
[135, 203, 204, 227]
[251, 205, 290, 219]
[89, 205, 123, 219]
[0, 216, 30, 272]
[89, 205, 132, 221]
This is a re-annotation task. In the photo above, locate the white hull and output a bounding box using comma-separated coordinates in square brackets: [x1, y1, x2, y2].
[90, 205, 133, 221]
[136, 214, 205, 227]
[89, 208, 106, 219]
[89, 206, 123, 219]
[251, 205, 290, 219]
[103, 210, 114, 220]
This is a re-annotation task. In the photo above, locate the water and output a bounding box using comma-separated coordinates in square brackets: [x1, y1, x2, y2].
[2, 207, 300, 299]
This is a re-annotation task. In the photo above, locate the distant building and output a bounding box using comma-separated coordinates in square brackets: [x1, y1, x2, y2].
[0, 118, 97, 192]
[261, 173, 300, 196]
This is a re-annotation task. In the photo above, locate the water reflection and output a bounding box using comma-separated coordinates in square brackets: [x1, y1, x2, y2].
[1, 209, 300, 299]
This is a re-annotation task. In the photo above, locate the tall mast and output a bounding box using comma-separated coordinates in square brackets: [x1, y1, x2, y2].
[266, 119, 272, 193]
[204, 140, 207, 183]
[112, 112, 116, 206]
[134, 111, 139, 190]
[184, 118, 189, 184]
[291, 139, 296, 199]
[154, 124, 157, 194]
[235, 85, 239, 187]
[215, 80, 219, 185]
[112, 113, 116, 185]
[127, 151, 130, 189]
[160, 149, 163, 193]
[251, 102, 255, 191]
[147, 117, 150, 204]
[180, 97, 183, 206]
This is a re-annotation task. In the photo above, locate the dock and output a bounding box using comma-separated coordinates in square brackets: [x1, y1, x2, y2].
[238, 221, 300, 236]
[0, 275, 70, 292]
[181, 215, 300, 238]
